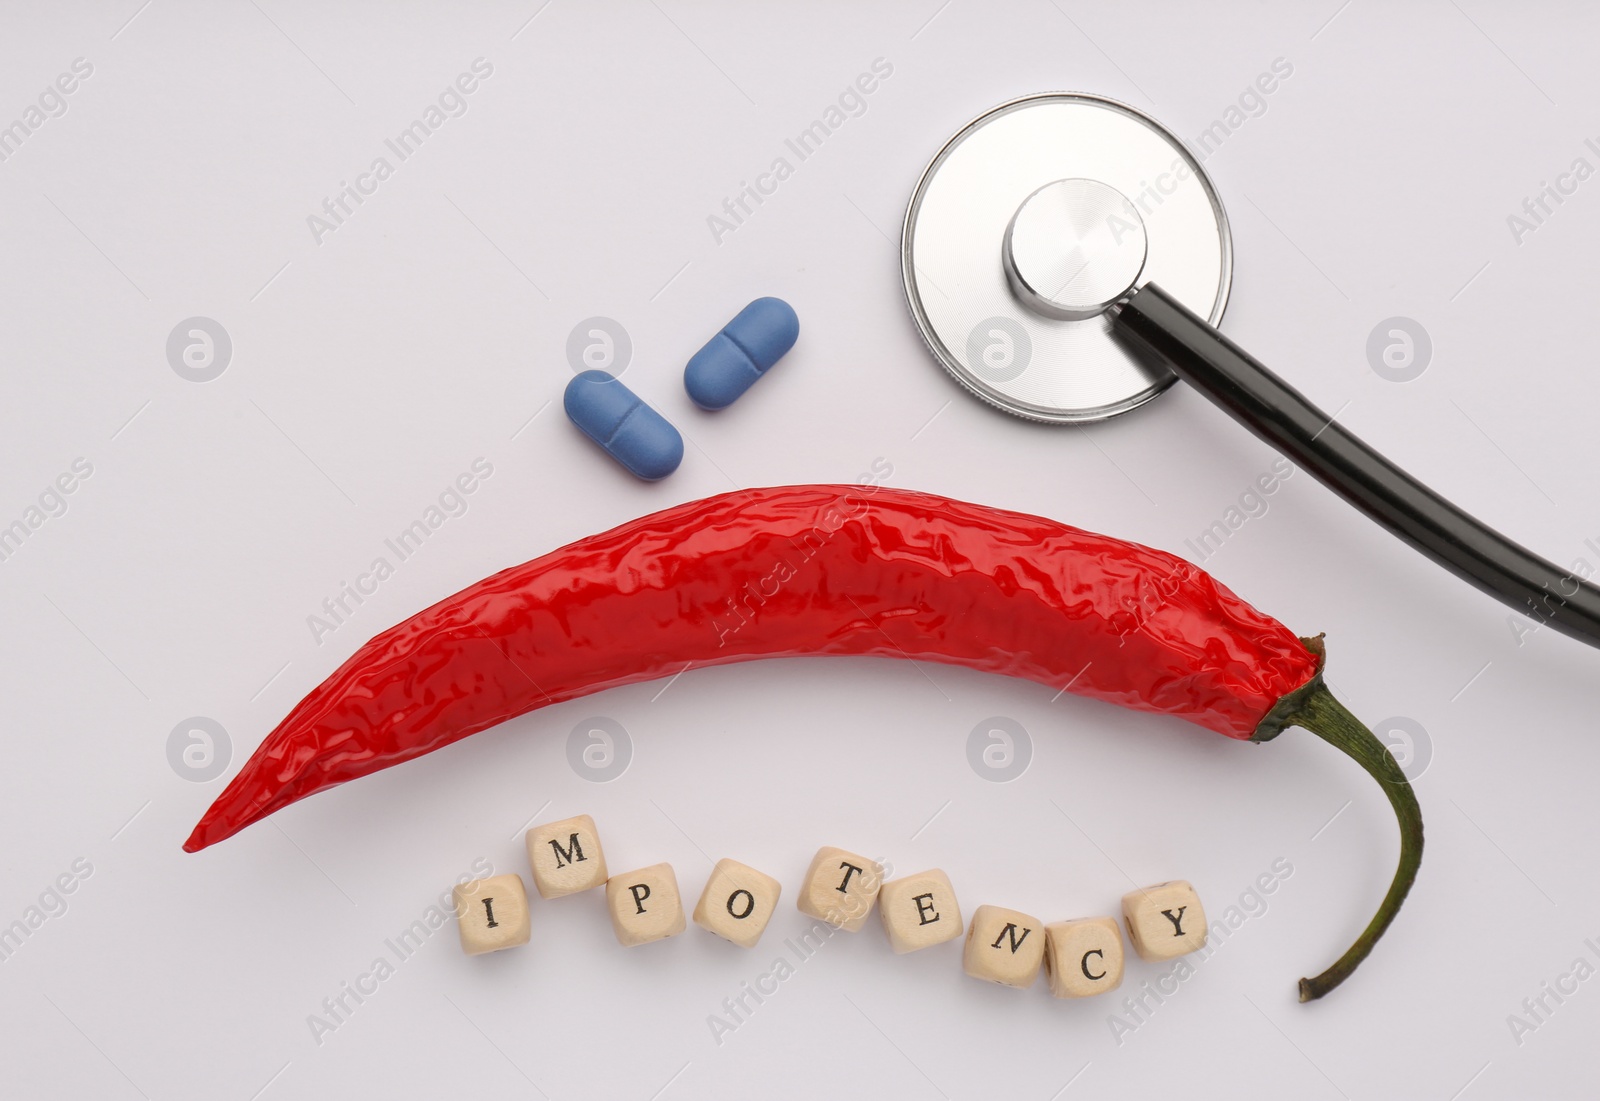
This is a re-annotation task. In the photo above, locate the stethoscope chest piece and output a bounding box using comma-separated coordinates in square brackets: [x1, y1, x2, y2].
[902, 92, 1233, 423]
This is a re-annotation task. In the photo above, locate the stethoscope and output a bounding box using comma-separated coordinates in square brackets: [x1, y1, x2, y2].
[901, 92, 1600, 650]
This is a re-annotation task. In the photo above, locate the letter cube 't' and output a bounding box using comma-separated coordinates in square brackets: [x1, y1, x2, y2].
[526, 814, 608, 899]
[879, 869, 963, 954]
[962, 904, 1045, 988]
[1122, 880, 1207, 961]
[1044, 917, 1125, 998]
[796, 846, 883, 931]
[453, 874, 531, 956]
[693, 858, 782, 948]
[606, 863, 686, 947]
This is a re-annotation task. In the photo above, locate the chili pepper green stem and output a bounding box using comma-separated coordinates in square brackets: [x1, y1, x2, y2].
[1282, 682, 1424, 1001]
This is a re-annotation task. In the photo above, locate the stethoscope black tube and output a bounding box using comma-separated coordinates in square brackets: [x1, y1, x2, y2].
[1113, 282, 1600, 650]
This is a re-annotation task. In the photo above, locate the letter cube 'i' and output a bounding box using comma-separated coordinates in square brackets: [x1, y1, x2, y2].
[797, 846, 883, 931]
[693, 858, 782, 948]
[1044, 917, 1125, 998]
[453, 874, 532, 956]
[962, 905, 1045, 988]
[525, 814, 608, 899]
[879, 869, 963, 953]
[606, 863, 686, 947]
[1122, 880, 1207, 961]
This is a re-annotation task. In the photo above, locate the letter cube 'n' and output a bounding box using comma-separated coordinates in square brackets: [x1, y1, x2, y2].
[1122, 880, 1207, 961]
[526, 814, 608, 899]
[693, 858, 782, 948]
[962, 904, 1045, 988]
[606, 863, 686, 947]
[1044, 917, 1125, 998]
[453, 874, 531, 956]
[797, 846, 883, 931]
[879, 869, 962, 953]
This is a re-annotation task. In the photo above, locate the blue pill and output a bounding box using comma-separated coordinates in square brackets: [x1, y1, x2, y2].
[683, 297, 799, 410]
[563, 370, 683, 481]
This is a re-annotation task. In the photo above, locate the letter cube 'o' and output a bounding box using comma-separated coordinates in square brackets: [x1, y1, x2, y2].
[525, 814, 608, 899]
[693, 858, 782, 948]
[1044, 917, 1125, 998]
[1122, 880, 1207, 961]
[453, 874, 531, 956]
[962, 904, 1045, 988]
[796, 846, 883, 931]
[879, 869, 963, 954]
[606, 863, 686, 947]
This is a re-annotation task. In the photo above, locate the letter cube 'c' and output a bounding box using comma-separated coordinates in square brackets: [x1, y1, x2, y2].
[1122, 880, 1207, 961]
[1044, 916, 1125, 997]
[525, 814, 608, 899]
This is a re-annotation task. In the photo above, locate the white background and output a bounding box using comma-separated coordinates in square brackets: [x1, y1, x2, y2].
[2, 2, 1597, 1098]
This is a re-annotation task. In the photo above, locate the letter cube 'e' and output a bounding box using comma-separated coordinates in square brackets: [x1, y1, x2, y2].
[606, 863, 686, 947]
[797, 846, 883, 931]
[879, 869, 963, 954]
[693, 858, 782, 948]
[1044, 917, 1125, 998]
[453, 874, 531, 956]
[526, 814, 608, 899]
[1122, 880, 1207, 961]
[962, 904, 1045, 988]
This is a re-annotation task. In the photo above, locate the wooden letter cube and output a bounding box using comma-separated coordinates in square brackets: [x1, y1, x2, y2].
[525, 814, 608, 899]
[693, 858, 782, 948]
[796, 846, 883, 931]
[606, 863, 686, 947]
[1044, 917, 1125, 998]
[962, 904, 1045, 988]
[1122, 880, 1207, 961]
[453, 874, 531, 956]
[879, 869, 962, 953]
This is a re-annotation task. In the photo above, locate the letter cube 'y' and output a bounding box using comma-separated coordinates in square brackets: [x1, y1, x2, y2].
[526, 814, 608, 899]
[796, 846, 883, 931]
[879, 869, 963, 953]
[606, 864, 686, 947]
[453, 874, 531, 956]
[693, 858, 782, 948]
[1122, 880, 1207, 961]
[962, 905, 1045, 988]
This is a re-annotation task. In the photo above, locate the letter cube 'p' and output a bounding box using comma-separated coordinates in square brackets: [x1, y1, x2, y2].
[879, 869, 963, 954]
[1122, 880, 1207, 961]
[606, 863, 686, 947]
[1044, 917, 1125, 998]
[796, 846, 883, 931]
[962, 904, 1045, 988]
[453, 874, 531, 956]
[693, 858, 782, 948]
[526, 814, 608, 899]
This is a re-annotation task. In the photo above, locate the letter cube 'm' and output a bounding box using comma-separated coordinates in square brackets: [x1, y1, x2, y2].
[525, 814, 608, 899]
[962, 904, 1045, 988]
[606, 863, 686, 947]
[453, 874, 531, 956]
[693, 858, 782, 948]
[797, 846, 883, 931]
[1044, 917, 1125, 998]
[879, 869, 963, 953]
[1122, 880, 1207, 961]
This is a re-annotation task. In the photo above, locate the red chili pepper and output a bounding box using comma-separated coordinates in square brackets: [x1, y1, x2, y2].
[185, 484, 1420, 1000]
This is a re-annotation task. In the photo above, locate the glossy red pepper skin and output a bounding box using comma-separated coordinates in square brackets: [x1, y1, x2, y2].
[185, 485, 1318, 853]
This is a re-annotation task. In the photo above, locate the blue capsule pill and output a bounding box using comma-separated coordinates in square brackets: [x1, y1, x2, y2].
[563, 370, 684, 481]
[683, 296, 799, 410]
